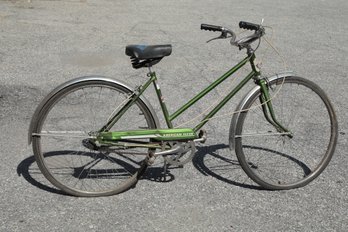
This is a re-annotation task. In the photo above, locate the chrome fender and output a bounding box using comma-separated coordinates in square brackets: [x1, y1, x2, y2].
[28, 75, 160, 144]
[228, 71, 294, 150]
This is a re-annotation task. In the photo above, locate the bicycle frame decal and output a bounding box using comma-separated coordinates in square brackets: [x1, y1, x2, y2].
[98, 128, 197, 142]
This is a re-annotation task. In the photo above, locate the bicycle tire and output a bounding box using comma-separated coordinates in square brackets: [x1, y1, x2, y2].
[31, 77, 158, 197]
[234, 76, 338, 190]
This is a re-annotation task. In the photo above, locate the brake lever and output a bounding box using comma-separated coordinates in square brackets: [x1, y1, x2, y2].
[206, 31, 228, 43]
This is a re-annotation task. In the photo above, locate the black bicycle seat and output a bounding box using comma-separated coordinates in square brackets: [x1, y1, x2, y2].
[125, 44, 172, 60]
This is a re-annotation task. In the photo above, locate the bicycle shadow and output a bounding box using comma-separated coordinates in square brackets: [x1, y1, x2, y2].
[17, 155, 69, 196]
[192, 144, 262, 190]
[17, 153, 177, 197]
[19, 143, 315, 195]
[17, 144, 260, 197]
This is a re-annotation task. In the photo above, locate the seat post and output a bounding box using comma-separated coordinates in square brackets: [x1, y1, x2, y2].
[147, 66, 156, 79]
[147, 66, 153, 75]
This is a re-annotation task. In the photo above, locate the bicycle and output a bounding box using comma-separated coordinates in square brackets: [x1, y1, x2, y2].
[28, 21, 338, 197]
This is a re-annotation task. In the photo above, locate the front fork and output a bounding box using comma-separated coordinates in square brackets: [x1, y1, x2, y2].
[258, 78, 293, 138]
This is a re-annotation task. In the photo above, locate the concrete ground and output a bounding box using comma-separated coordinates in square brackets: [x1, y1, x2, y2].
[0, 0, 347, 231]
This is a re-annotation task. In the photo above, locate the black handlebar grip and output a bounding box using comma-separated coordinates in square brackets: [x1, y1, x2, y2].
[239, 21, 260, 31]
[201, 24, 223, 32]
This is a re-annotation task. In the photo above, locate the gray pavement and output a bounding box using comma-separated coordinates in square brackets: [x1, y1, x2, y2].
[1, 0, 347, 231]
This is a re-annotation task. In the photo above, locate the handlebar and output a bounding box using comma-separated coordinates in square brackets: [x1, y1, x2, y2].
[200, 21, 265, 49]
[239, 21, 260, 31]
[201, 24, 223, 32]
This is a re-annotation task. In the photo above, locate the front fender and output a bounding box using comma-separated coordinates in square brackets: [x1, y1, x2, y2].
[228, 71, 294, 150]
[28, 75, 160, 144]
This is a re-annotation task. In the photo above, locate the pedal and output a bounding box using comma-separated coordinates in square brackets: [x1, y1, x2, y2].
[197, 129, 207, 143]
[82, 139, 99, 150]
[146, 152, 156, 166]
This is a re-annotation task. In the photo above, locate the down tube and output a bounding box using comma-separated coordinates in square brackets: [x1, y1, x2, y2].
[193, 71, 256, 132]
[169, 56, 251, 122]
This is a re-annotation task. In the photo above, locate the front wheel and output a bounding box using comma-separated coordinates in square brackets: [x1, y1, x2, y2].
[31, 77, 158, 197]
[234, 76, 338, 190]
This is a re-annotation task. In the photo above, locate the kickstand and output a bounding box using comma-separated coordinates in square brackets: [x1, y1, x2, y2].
[162, 160, 168, 182]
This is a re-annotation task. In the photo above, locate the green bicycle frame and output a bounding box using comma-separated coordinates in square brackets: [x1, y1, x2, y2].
[99, 52, 290, 142]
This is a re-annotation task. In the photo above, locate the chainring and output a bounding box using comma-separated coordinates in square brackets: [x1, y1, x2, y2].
[163, 141, 196, 166]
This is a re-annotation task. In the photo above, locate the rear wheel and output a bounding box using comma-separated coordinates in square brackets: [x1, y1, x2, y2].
[31, 78, 157, 196]
[234, 76, 338, 189]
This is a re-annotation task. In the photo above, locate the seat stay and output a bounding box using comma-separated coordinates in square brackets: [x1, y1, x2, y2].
[99, 75, 156, 132]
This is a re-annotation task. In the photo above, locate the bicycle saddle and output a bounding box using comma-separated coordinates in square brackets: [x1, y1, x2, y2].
[126, 44, 172, 59]
[125, 44, 172, 69]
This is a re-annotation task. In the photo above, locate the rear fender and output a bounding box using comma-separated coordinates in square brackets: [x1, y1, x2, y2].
[28, 76, 160, 144]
